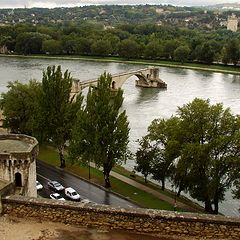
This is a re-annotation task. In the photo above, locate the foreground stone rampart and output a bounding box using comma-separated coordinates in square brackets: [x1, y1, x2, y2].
[2, 195, 240, 239]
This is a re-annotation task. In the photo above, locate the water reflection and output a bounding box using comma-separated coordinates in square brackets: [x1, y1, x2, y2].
[136, 87, 164, 104]
[231, 75, 240, 84]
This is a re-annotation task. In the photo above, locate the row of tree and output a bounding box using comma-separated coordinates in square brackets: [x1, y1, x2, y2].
[0, 66, 129, 188]
[135, 98, 240, 214]
[1, 22, 240, 65]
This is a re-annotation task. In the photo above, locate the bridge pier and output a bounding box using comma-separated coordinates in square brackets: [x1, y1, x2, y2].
[135, 68, 167, 89]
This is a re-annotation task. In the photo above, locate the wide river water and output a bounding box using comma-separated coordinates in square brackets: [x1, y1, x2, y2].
[0, 56, 239, 217]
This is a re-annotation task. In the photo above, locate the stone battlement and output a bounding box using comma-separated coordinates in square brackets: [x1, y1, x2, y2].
[2, 195, 240, 240]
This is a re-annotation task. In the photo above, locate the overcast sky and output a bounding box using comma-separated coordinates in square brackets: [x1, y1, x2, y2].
[0, 0, 238, 9]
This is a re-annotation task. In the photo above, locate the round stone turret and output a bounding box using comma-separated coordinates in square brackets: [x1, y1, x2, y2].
[0, 134, 39, 197]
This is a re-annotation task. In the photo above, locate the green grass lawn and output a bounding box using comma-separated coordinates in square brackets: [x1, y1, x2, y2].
[38, 145, 174, 211]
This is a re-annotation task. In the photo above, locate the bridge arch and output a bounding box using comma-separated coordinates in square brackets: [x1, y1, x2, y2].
[111, 72, 148, 90]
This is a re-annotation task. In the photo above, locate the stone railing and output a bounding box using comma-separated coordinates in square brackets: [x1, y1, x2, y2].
[1, 195, 240, 239]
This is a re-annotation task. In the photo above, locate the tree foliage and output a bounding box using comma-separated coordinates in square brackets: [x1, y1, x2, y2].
[35, 65, 83, 168]
[174, 45, 191, 63]
[136, 98, 240, 214]
[0, 80, 41, 135]
[69, 72, 129, 188]
[147, 117, 181, 191]
[135, 136, 157, 183]
[176, 98, 240, 213]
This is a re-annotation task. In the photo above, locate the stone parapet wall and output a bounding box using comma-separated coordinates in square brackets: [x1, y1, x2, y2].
[2, 196, 240, 239]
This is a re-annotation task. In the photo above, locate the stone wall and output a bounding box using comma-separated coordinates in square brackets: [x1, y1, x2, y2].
[2, 195, 240, 239]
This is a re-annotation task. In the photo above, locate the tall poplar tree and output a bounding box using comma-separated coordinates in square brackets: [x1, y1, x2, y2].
[36, 65, 82, 168]
[69, 72, 129, 188]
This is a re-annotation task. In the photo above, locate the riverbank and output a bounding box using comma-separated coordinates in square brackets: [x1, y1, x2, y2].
[1, 54, 240, 75]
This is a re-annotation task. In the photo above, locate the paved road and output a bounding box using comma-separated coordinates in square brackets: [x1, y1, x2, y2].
[36, 160, 139, 208]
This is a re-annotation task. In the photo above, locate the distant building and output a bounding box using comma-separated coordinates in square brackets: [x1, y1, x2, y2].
[227, 14, 238, 32]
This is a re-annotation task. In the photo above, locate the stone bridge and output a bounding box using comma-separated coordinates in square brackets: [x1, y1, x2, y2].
[71, 67, 167, 96]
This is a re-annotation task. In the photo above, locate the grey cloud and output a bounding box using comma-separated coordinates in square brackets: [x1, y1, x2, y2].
[0, 0, 238, 8]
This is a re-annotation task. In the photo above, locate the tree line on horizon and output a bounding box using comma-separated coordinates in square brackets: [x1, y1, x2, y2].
[0, 22, 240, 65]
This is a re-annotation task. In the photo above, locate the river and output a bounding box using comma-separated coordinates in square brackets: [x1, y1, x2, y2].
[0, 56, 239, 217]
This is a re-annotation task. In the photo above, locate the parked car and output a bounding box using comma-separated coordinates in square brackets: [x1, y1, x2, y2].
[50, 193, 65, 201]
[36, 180, 43, 190]
[47, 180, 64, 191]
[64, 187, 81, 201]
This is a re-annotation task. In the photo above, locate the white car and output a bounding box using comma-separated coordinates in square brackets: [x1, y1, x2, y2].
[64, 187, 81, 201]
[50, 193, 65, 201]
[48, 180, 64, 192]
[36, 180, 43, 190]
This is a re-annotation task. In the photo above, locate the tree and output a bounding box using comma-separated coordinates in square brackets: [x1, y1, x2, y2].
[74, 37, 93, 55]
[135, 136, 156, 183]
[147, 98, 240, 214]
[15, 32, 49, 54]
[163, 40, 178, 59]
[194, 40, 221, 64]
[69, 72, 129, 188]
[90, 39, 113, 56]
[0, 80, 41, 135]
[42, 39, 63, 55]
[174, 45, 191, 63]
[148, 117, 181, 191]
[176, 98, 240, 214]
[36, 65, 83, 168]
[144, 41, 163, 59]
[118, 39, 140, 59]
[223, 39, 240, 66]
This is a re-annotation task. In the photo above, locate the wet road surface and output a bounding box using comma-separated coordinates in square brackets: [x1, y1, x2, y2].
[36, 160, 139, 208]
